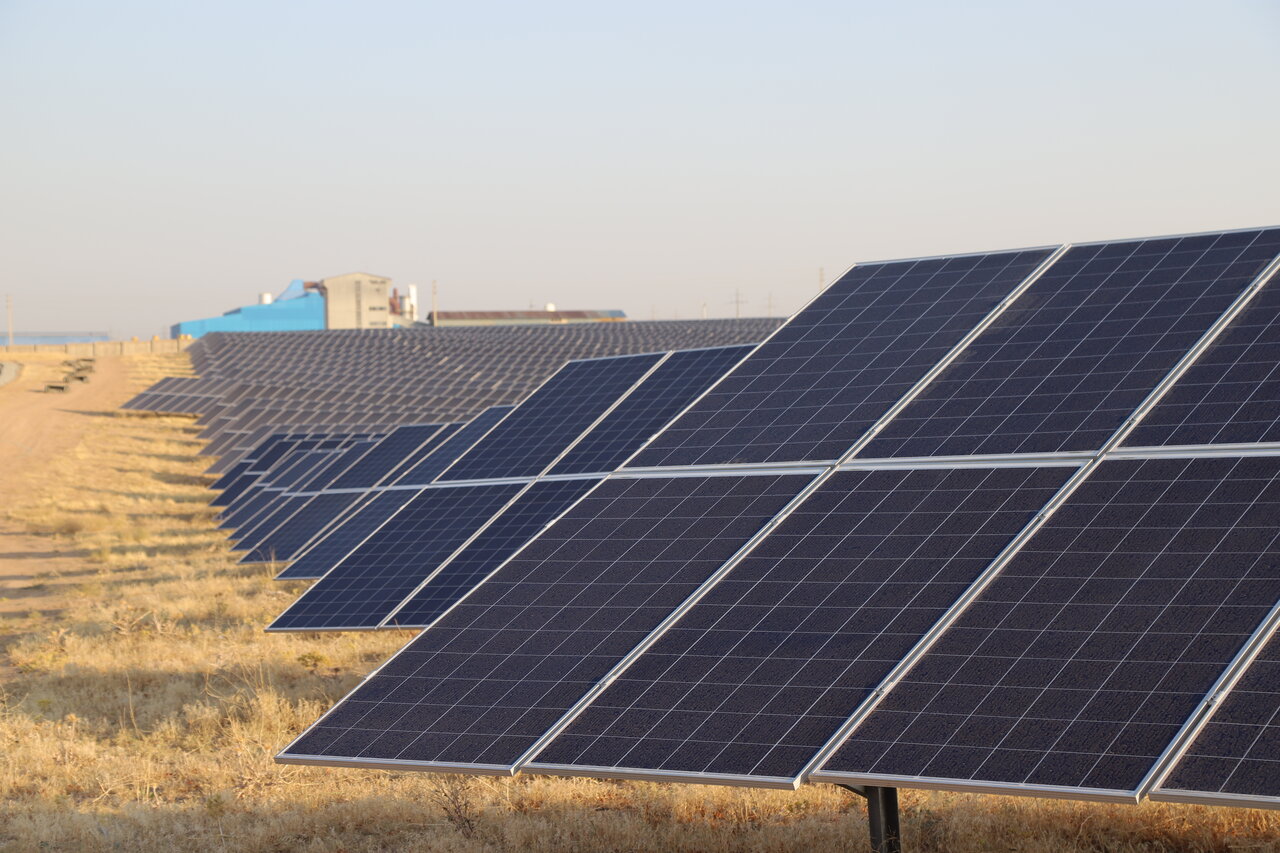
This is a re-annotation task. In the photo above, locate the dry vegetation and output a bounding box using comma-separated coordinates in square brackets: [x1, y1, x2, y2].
[1, 354, 1278, 851]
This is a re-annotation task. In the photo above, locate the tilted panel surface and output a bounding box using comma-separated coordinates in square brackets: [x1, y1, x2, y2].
[233, 495, 312, 555]
[387, 478, 604, 628]
[327, 425, 444, 490]
[295, 441, 378, 491]
[245, 492, 375, 564]
[865, 229, 1280, 458]
[1154, 630, 1280, 805]
[277, 490, 423, 581]
[440, 354, 664, 482]
[268, 483, 527, 631]
[532, 466, 1073, 782]
[243, 493, 365, 562]
[548, 346, 752, 476]
[628, 250, 1054, 468]
[819, 456, 1280, 797]
[279, 474, 807, 769]
[391, 406, 514, 487]
[1124, 262, 1280, 448]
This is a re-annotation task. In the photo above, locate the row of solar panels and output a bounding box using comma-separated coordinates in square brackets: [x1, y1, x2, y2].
[207, 345, 756, 632]
[123, 319, 781, 473]
[233, 227, 1280, 813]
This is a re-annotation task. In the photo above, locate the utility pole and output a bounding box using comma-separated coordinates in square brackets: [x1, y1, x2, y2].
[729, 289, 748, 319]
[431, 281, 439, 327]
[5, 295, 12, 347]
[701, 301, 708, 320]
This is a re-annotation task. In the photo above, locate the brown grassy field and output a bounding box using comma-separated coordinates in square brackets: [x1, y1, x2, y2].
[1, 352, 1278, 851]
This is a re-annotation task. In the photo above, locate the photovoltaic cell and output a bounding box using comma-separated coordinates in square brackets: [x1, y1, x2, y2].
[391, 406, 514, 487]
[1153, 630, 1280, 805]
[326, 425, 445, 490]
[548, 346, 752, 476]
[628, 250, 1054, 468]
[276, 490, 422, 581]
[819, 456, 1280, 797]
[241, 493, 365, 562]
[278, 474, 808, 770]
[295, 441, 378, 491]
[1124, 264, 1280, 448]
[245, 490, 381, 564]
[439, 354, 664, 482]
[386, 477, 604, 628]
[865, 229, 1280, 458]
[531, 466, 1073, 782]
[268, 483, 527, 631]
[234, 495, 313, 556]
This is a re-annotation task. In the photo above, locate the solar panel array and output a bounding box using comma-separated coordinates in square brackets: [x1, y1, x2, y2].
[268, 348, 756, 630]
[265, 226, 1280, 815]
[124, 319, 781, 474]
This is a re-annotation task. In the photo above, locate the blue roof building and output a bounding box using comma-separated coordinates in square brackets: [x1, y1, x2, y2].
[171, 281, 325, 338]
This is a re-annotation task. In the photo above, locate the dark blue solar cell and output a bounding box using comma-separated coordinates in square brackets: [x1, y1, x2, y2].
[866, 229, 1280, 458]
[327, 425, 446, 490]
[268, 483, 527, 630]
[819, 456, 1280, 796]
[387, 478, 603, 628]
[392, 407, 514, 487]
[276, 490, 422, 580]
[628, 250, 1054, 468]
[1125, 263, 1280, 448]
[233, 495, 313, 555]
[295, 441, 378, 491]
[270, 450, 341, 490]
[239, 493, 364, 562]
[279, 473, 809, 769]
[1155, 632, 1280, 804]
[531, 465, 1071, 782]
[549, 346, 752, 476]
[218, 490, 279, 531]
[211, 471, 264, 507]
[439, 354, 664, 482]
[210, 460, 252, 492]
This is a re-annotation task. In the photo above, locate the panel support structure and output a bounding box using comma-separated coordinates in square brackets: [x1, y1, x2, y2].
[838, 785, 902, 853]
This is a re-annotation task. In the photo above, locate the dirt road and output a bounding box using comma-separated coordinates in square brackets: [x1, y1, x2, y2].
[0, 356, 135, 662]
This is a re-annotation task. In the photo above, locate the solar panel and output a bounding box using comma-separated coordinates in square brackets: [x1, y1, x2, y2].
[385, 477, 604, 629]
[267, 483, 528, 631]
[548, 346, 753, 476]
[326, 425, 446, 490]
[232, 495, 312, 556]
[529, 465, 1075, 785]
[295, 440, 378, 492]
[1152, 628, 1280, 806]
[277, 473, 809, 770]
[628, 250, 1055, 469]
[240, 493, 366, 563]
[864, 229, 1280, 458]
[389, 406, 514, 487]
[438, 353, 664, 482]
[813, 456, 1280, 800]
[276, 490, 422, 581]
[1124, 260, 1280, 449]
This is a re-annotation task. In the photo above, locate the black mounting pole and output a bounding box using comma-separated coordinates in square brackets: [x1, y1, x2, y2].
[837, 784, 902, 853]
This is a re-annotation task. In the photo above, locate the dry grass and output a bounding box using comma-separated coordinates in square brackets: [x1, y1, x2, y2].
[1, 355, 1279, 851]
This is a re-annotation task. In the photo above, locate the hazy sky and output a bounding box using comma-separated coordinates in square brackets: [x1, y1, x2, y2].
[3, 1, 1278, 338]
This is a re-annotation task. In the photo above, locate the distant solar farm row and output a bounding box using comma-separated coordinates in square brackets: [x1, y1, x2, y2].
[127, 230, 1280, 823]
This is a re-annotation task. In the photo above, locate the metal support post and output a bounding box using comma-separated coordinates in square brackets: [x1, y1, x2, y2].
[838, 784, 902, 853]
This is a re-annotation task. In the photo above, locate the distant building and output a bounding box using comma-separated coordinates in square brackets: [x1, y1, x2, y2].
[7, 331, 110, 345]
[316, 273, 394, 330]
[171, 275, 414, 339]
[422, 308, 626, 327]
